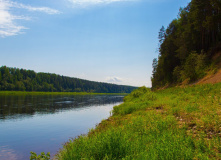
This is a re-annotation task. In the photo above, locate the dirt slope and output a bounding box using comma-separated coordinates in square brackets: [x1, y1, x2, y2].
[196, 69, 221, 84]
[196, 51, 221, 85]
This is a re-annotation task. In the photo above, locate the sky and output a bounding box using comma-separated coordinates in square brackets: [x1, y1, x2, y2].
[0, 0, 191, 87]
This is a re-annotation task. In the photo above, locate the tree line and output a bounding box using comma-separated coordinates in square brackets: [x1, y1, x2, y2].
[0, 66, 136, 93]
[152, 0, 221, 89]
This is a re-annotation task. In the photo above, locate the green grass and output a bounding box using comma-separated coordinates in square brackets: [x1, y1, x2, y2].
[0, 91, 127, 96]
[56, 83, 221, 160]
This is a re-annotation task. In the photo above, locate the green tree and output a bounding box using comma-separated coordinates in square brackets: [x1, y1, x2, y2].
[0, 66, 136, 93]
[158, 26, 165, 45]
[152, 0, 221, 89]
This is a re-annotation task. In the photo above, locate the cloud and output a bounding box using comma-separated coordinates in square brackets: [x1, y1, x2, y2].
[0, 0, 60, 37]
[67, 0, 134, 7]
[106, 76, 123, 83]
[0, 0, 27, 37]
[67, 0, 174, 7]
[14, 3, 61, 15]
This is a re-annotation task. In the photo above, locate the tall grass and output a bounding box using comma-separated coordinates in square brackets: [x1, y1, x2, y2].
[57, 84, 221, 159]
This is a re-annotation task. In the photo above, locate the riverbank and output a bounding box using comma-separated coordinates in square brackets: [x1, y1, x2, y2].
[56, 83, 221, 159]
[0, 91, 128, 96]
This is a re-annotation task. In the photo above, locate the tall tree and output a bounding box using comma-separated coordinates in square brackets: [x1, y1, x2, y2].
[152, 0, 221, 89]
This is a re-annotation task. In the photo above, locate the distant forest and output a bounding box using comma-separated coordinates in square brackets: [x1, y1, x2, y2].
[0, 66, 136, 93]
[152, 0, 221, 89]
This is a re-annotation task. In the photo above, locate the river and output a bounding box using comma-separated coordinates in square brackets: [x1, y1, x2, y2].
[0, 94, 124, 160]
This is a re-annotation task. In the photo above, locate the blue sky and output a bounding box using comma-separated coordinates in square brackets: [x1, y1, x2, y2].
[0, 0, 191, 87]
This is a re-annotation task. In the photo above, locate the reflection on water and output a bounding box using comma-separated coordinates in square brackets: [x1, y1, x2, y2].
[0, 95, 124, 160]
[0, 146, 20, 160]
[0, 95, 123, 120]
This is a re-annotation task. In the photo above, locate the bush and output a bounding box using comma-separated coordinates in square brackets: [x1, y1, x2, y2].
[30, 152, 50, 160]
[124, 86, 149, 102]
[180, 51, 207, 82]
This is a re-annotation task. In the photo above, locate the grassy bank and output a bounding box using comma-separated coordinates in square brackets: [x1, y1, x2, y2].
[57, 83, 221, 159]
[0, 91, 127, 96]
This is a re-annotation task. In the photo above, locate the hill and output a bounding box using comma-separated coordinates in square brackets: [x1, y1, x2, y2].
[194, 51, 221, 85]
[196, 69, 221, 84]
[57, 84, 221, 159]
[0, 66, 137, 93]
[151, 0, 221, 89]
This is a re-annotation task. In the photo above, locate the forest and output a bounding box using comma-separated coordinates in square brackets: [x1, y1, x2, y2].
[152, 0, 221, 89]
[0, 66, 136, 93]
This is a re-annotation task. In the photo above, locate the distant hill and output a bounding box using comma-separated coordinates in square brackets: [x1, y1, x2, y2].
[152, 0, 221, 89]
[0, 66, 137, 93]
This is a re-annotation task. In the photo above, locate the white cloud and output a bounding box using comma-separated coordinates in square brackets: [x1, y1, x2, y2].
[0, 0, 27, 37]
[106, 76, 123, 83]
[67, 0, 134, 7]
[0, 0, 60, 37]
[67, 0, 173, 7]
[14, 3, 61, 15]
[105, 76, 146, 87]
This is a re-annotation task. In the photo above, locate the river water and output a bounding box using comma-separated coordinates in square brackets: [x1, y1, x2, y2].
[0, 94, 124, 160]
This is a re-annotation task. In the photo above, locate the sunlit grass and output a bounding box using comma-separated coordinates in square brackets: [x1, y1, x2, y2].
[57, 83, 221, 159]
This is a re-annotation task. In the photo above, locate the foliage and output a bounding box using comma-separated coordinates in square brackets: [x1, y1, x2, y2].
[152, 0, 221, 89]
[180, 51, 207, 82]
[57, 84, 221, 159]
[0, 66, 136, 93]
[30, 152, 50, 160]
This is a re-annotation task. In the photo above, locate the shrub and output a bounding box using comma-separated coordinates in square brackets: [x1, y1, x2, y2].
[124, 86, 149, 102]
[30, 152, 50, 160]
[180, 51, 207, 82]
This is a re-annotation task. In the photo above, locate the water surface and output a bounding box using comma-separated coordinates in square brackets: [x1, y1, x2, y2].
[0, 94, 123, 160]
